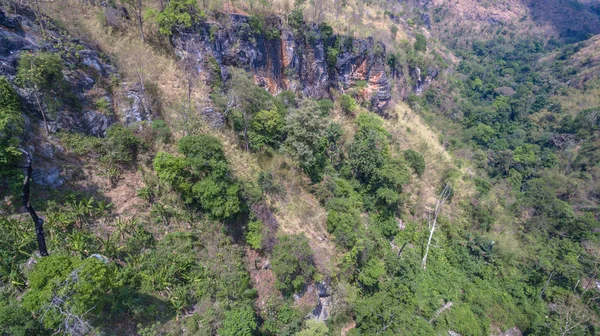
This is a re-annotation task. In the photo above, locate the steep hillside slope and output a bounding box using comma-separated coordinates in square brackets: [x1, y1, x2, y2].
[1, 0, 600, 335]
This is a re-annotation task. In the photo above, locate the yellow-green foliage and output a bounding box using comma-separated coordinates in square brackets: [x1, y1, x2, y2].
[0, 76, 23, 193]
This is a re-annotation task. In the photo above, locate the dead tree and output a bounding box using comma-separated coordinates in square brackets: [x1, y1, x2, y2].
[421, 183, 452, 270]
[429, 301, 453, 323]
[19, 148, 48, 256]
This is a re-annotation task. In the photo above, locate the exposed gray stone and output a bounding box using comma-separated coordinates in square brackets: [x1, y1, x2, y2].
[310, 297, 332, 321]
[120, 83, 151, 125]
[32, 167, 64, 188]
[37, 142, 55, 159]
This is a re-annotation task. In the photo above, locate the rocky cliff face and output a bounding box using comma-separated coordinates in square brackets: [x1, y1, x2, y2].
[172, 15, 393, 112]
[0, 6, 117, 137]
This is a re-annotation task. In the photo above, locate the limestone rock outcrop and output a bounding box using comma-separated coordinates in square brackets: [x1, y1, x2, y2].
[172, 14, 394, 113]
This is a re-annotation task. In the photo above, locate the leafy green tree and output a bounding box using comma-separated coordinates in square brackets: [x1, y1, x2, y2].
[22, 255, 116, 330]
[272, 234, 315, 295]
[260, 300, 304, 335]
[154, 135, 242, 219]
[151, 120, 172, 143]
[0, 77, 24, 194]
[349, 113, 389, 184]
[326, 197, 361, 248]
[16, 52, 69, 135]
[222, 69, 273, 151]
[0, 303, 50, 336]
[192, 175, 241, 219]
[317, 99, 334, 115]
[249, 109, 284, 150]
[469, 123, 496, 146]
[156, 0, 203, 36]
[218, 305, 257, 336]
[358, 258, 385, 288]
[178, 133, 227, 171]
[355, 280, 433, 334]
[284, 99, 328, 170]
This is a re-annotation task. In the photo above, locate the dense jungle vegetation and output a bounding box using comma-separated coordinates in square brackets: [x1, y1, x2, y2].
[1, 0, 600, 335]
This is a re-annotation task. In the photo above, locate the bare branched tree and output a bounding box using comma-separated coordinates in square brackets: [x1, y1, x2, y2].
[555, 295, 593, 336]
[429, 301, 453, 323]
[121, 0, 145, 41]
[41, 269, 94, 336]
[581, 241, 600, 297]
[421, 183, 452, 270]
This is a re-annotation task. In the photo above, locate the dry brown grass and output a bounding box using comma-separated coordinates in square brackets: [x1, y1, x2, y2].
[552, 81, 600, 117]
[35, 0, 483, 277]
[253, 154, 339, 276]
[384, 103, 476, 222]
[274, 188, 338, 276]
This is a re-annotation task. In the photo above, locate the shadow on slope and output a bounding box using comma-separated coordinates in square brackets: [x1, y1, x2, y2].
[524, 0, 600, 43]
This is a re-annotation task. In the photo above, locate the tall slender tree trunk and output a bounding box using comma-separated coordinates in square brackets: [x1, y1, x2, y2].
[243, 113, 250, 152]
[422, 183, 452, 270]
[136, 0, 144, 42]
[33, 91, 50, 135]
[19, 149, 48, 256]
[539, 270, 554, 298]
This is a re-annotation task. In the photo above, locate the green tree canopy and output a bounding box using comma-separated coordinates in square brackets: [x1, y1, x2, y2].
[0, 77, 24, 193]
[271, 234, 315, 295]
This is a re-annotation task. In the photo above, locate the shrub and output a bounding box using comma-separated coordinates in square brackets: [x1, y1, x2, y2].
[265, 27, 280, 40]
[0, 76, 24, 193]
[326, 47, 339, 68]
[340, 94, 356, 114]
[16, 52, 73, 115]
[0, 304, 50, 336]
[404, 149, 425, 177]
[246, 220, 263, 250]
[156, 0, 202, 36]
[95, 97, 111, 113]
[272, 234, 315, 295]
[414, 33, 427, 52]
[317, 99, 334, 115]
[258, 170, 281, 195]
[318, 22, 334, 40]
[151, 120, 172, 143]
[103, 125, 141, 166]
[16, 52, 64, 93]
[218, 305, 257, 336]
[390, 24, 398, 40]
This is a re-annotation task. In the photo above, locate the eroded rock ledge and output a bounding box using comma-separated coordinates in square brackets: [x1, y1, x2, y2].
[173, 14, 395, 112]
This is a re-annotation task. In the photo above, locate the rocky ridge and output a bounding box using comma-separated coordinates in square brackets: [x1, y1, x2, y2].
[172, 14, 397, 113]
[0, 6, 118, 137]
